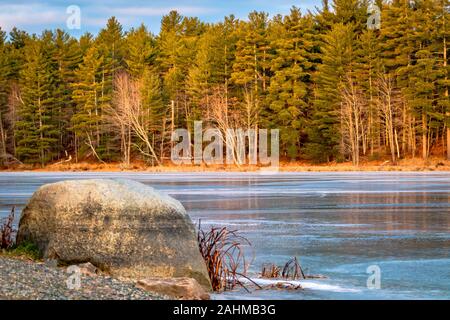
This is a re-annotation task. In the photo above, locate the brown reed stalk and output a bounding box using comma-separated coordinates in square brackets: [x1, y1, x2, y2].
[282, 257, 305, 280]
[261, 263, 281, 278]
[1, 207, 16, 249]
[197, 220, 258, 292]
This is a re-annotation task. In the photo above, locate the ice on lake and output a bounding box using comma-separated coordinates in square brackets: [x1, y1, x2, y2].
[0, 172, 449, 299]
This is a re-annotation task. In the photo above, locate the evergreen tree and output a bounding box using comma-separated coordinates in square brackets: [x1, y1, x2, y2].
[187, 24, 227, 119]
[157, 11, 185, 117]
[53, 30, 80, 157]
[0, 28, 9, 160]
[265, 8, 314, 159]
[407, 0, 447, 159]
[231, 11, 270, 130]
[95, 17, 125, 159]
[0, 28, 8, 109]
[125, 24, 157, 78]
[157, 11, 204, 132]
[16, 36, 58, 165]
[333, 0, 369, 28]
[71, 46, 104, 161]
[7, 28, 28, 80]
[356, 29, 382, 155]
[140, 67, 165, 158]
[306, 23, 357, 162]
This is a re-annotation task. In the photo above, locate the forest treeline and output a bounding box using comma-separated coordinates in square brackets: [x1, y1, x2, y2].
[0, 0, 448, 167]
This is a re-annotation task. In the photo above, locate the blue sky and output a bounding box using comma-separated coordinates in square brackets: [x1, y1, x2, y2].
[0, 0, 321, 36]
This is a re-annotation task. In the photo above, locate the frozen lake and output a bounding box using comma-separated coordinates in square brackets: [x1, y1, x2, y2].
[0, 172, 449, 299]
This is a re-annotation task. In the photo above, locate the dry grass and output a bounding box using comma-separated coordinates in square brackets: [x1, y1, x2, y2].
[197, 221, 258, 292]
[2, 157, 450, 172]
[261, 264, 281, 279]
[1, 207, 16, 250]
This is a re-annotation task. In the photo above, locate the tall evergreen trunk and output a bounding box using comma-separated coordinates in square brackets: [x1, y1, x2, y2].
[38, 96, 44, 167]
[422, 113, 428, 160]
[444, 35, 449, 160]
[0, 111, 6, 161]
[411, 116, 416, 158]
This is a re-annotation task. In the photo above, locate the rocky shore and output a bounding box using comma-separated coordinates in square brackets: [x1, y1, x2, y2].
[0, 179, 212, 300]
[0, 256, 166, 300]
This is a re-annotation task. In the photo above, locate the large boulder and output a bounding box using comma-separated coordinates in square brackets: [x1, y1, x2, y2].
[17, 179, 211, 289]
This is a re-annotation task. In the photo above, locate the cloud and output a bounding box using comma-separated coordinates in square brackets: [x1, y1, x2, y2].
[107, 6, 218, 16]
[0, 4, 64, 30]
[0, 1, 321, 34]
[0, 2, 219, 31]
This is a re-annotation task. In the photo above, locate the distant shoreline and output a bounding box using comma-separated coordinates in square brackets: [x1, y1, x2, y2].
[2, 158, 450, 173]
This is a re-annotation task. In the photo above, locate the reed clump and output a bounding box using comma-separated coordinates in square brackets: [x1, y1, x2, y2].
[261, 257, 306, 280]
[0, 207, 16, 250]
[261, 257, 328, 281]
[197, 221, 256, 292]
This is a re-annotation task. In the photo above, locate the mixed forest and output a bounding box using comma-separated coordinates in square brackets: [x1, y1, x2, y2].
[0, 0, 448, 167]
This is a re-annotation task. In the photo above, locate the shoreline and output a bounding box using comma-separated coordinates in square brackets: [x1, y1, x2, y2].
[2, 158, 450, 173]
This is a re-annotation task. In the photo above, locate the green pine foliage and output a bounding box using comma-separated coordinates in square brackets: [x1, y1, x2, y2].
[306, 23, 357, 162]
[231, 11, 270, 129]
[71, 45, 104, 160]
[16, 36, 59, 165]
[0, 28, 8, 112]
[125, 24, 157, 78]
[265, 8, 314, 159]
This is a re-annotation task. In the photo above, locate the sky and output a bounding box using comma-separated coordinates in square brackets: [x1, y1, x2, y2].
[0, 0, 321, 36]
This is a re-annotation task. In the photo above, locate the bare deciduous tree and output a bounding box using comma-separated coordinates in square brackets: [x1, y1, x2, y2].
[340, 76, 367, 166]
[109, 71, 160, 166]
[205, 86, 247, 166]
[376, 73, 402, 164]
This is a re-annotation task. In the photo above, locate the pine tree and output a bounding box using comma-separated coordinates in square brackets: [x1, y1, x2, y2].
[222, 15, 239, 96]
[379, 0, 416, 157]
[2, 28, 29, 161]
[7, 28, 28, 81]
[306, 23, 357, 162]
[333, 0, 369, 28]
[0, 28, 8, 109]
[0, 28, 9, 161]
[265, 7, 314, 159]
[53, 29, 80, 158]
[157, 11, 205, 134]
[315, 0, 337, 32]
[125, 24, 157, 78]
[381, 0, 415, 81]
[231, 11, 270, 130]
[356, 29, 382, 156]
[157, 10, 186, 125]
[71, 46, 104, 162]
[15, 36, 58, 165]
[95, 17, 125, 159]
[140, 67, 165, 161]
[187, 24, 227, 120]
[407, 0, 448, 159]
